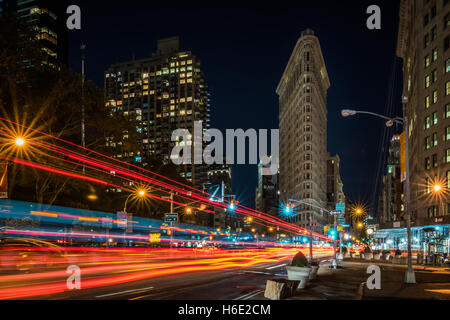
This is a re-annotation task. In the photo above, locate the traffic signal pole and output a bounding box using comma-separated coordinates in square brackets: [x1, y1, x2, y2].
[170, 192, 173, 248]
[333, 214, 337, 267]
[309, 214, 313, 262]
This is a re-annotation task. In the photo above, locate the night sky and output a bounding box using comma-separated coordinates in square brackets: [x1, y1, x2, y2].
[67, 1, 403, 214]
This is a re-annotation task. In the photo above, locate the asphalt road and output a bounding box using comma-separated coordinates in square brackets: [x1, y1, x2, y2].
[0, 246, 333, 300]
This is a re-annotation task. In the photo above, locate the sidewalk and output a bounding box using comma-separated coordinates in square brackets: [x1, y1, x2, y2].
[253, 260, 450, 300]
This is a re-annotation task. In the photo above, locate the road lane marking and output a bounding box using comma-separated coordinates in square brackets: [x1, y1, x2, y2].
[266, 263, 287, 270]
[243, 271, 272, 275]
[95, 286, 154, 298]
[234, 289, 264, 300]
[244, 290, 264, 300]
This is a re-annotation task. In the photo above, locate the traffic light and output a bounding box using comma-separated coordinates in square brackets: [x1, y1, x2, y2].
[229, 198, 238, 210]
[285, 203, 293, 214]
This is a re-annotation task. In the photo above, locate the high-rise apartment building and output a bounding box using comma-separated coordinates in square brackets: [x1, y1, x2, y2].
[397, 0, 450, 224]
[277, 29, 330, 231]
[104, 37, 210, 189]
[203, 161, 236, 229]
[1, 0, 68, 66]
[379, 134, 405, 226]
[255, 157, 279, 216]
[326, 153, 344, 212]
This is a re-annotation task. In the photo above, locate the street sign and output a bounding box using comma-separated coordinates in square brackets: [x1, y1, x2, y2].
[164, 213, 178, 223]
[324, 225, 330, 232]
[116, 211, 127, 228]
[338, 216, 345, 225]
[336, 203, 345, 212]
[337, 225, 344, 232]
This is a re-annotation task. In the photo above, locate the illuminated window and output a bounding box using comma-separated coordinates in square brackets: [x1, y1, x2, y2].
[432, 48, 438, 61]
[425, 116, 431, 129]
[432, 112, 438, 125]
[433, 133, 438, 146]
[424, 34, 430, 48]
[447, 81, 450, 95]
[425, 157, 431, 170]
[425, 75, 431, 88]
[425, 136, 431, 149]
[432, 69, 437, 83]
[425, 96, 430, 108]
[446, 126, 450, 141]
[448, 171, 450, 189]
[433, 90, 438, 103]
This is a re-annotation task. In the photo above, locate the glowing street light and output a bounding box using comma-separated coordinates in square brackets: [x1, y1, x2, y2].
[185, 207, 192, 214]
[15, 137, 25, 146]
[124, 188, 147, 212]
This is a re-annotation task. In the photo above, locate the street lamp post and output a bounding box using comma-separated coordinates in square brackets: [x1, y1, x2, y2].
[122, 189, 146, 247]
[341, 107, 416, 283]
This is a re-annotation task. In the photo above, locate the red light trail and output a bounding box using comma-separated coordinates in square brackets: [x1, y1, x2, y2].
[0, 117, 332, 240]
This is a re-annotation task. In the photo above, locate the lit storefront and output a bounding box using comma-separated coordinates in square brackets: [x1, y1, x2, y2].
[374, 224, 450, 255]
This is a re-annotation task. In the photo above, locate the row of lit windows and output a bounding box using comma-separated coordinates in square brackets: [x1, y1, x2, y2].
[424, 83, 450, 108]
[424, 112, 438, 128]
[425, 91, 438, 107]
[425, 154, 439, 169]
[30, 7, 56, 19]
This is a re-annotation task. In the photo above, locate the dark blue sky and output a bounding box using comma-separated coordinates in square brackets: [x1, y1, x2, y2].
[68, 1, 403, 213]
